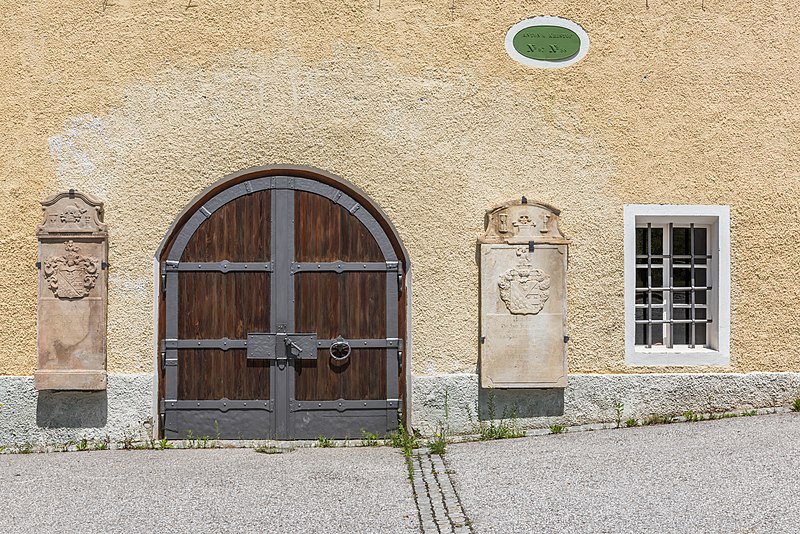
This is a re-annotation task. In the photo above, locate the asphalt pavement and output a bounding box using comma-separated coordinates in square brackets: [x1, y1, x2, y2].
[0, 446, 419, 533]
[446, 413, 800, 533]
[2, 413, 799, 533]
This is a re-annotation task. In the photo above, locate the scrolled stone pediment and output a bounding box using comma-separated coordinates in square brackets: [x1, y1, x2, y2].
[37, 189, 107, 236]
[480, 198, 570, 245]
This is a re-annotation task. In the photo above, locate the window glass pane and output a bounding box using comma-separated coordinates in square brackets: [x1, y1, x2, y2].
[651, 308, 664, 345]
[651, 228, 663, 256]
[695, 268, 707, 288]
[636, 228, 645, 256]
[695, 323, 707, 346]
[673, 227, 689, 256]
[673, 308, 689, 320]
[695, 308, 707, 320]
[694, 227, 707, 257]
[636, 227, 663, 263]
[673, 268, 690, 288]
[673, 289, 688, 304]
[635, 308, 664, 346]
[636, 324, 645, 345]
[650, 291, 664, 305]
[636, 268, 648, 288]
[652, 269, 663, 288]
[696, 290, 707, 305]
[652, 327, 664, 346]
[673, 323, 689, 345]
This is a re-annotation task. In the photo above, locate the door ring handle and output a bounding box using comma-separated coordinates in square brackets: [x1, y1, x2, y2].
[329, 336, 351, 361]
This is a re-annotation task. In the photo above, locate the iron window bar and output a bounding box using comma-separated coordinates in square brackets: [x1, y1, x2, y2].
[638, 222, 711, 349]
[634, 286, 713, 292]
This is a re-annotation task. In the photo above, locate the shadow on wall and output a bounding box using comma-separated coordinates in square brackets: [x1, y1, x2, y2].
[478, 387, 565, 420]
[36, 390, 108, 428]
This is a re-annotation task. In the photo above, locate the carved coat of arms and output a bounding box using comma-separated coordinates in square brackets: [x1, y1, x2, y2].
[498, 248, 551, 315]
[43, 241, 100, 299]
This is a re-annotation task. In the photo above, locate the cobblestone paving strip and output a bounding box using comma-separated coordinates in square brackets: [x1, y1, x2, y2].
[409, 448, 473, 534]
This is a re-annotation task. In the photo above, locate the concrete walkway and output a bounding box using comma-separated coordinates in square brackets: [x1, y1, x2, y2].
[446, 413, 800, 533]
[2, 414, 799, 533]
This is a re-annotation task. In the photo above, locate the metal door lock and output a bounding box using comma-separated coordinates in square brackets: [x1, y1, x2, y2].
[246, 332, 318, 360]
[285, 337, 304, 356]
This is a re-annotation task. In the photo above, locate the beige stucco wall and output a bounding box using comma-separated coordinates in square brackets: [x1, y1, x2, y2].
[1, 1, 799, 377]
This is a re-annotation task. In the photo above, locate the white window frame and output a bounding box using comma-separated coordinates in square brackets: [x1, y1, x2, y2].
[624, 205, 731, 366]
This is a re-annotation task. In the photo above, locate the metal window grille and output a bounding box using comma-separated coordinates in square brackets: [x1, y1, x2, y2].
[635, 222, 712, 349]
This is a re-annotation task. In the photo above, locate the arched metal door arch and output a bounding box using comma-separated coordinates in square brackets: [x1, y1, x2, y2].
[156, 167, 408, 440]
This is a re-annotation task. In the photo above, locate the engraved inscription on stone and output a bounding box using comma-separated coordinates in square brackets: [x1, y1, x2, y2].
[498, 247, 551, 315]
[478, 199, 571, 389]
[43, 241, 100, 299]
[36, 190, 108, 391]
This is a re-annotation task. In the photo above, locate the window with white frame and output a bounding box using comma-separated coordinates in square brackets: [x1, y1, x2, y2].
[624, 205, 730, 366]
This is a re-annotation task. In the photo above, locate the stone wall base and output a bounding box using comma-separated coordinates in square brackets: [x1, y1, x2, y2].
[3, 372, 800, 444]
[0, 373, 153, 446]
[411, 372, 800, 436]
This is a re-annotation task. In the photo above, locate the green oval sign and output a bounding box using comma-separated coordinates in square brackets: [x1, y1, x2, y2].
[512, 25, 581, 61]
[505, 17, 589, 68]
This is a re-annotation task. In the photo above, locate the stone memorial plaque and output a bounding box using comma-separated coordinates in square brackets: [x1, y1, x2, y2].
[36, 190, 108, 390]
[479, 200, 570, 388]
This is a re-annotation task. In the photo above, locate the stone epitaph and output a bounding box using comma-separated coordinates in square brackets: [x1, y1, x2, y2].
[479, 199, 570, 388]
[35, 190, 108, 390]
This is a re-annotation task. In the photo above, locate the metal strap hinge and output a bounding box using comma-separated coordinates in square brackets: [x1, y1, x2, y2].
[385, 261, 399, 271]
[386, 337, 402, 349]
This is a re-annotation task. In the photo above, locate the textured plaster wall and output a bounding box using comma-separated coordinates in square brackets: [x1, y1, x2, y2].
[1, 1, 799, 377]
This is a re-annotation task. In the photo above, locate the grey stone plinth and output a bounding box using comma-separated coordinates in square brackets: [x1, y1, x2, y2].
[411, 372, 800, 436]
[0, 373, 152, 446]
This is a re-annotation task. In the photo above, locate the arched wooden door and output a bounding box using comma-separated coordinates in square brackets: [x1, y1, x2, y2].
[157, 167, 407, 440]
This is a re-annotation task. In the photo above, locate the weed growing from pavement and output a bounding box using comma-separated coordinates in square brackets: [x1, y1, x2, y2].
[158, 438, 173, 450]
[549, 424, 565, 435]
[614, 401, 624, 429]
[643, 413, 676, 426]
[254, 444, 287, 454]
[388, 421, 419, 457]
[360, 429, 379, 447]
[792, 398, 800, 412]
[13, 442, 34, 454]
[625, 418, 639, 428]
[741, 410, 757, 416]
[478, 393, 524, 441]
[708, 412, 737, 420]
[119, 427, 136, 450]
[429, 421, 447, 456]
[76, 438, 89, 451]
[428, 388, 449, 455]
[316, 436, 335, 448]
[94, 437, 109, 450]
[683, 410, 704, 422]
